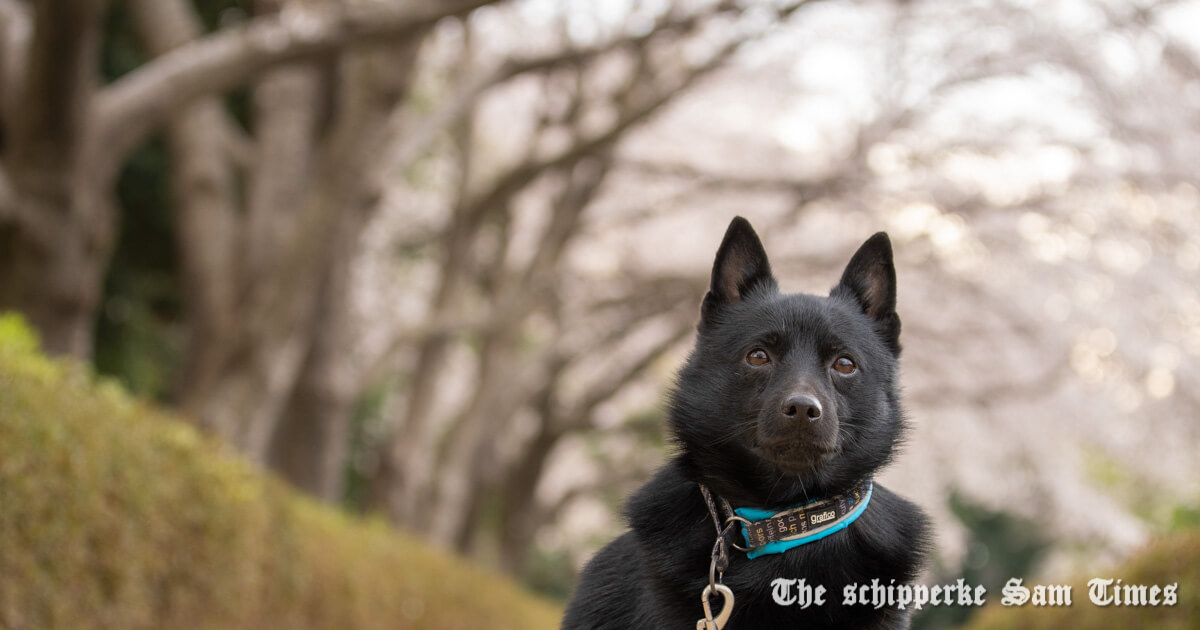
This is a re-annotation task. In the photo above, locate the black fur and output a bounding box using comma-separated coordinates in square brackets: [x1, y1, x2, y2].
[561, 217, 930, 630]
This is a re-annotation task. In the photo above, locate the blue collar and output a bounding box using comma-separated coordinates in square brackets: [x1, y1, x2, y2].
[733, 479, 873, 559]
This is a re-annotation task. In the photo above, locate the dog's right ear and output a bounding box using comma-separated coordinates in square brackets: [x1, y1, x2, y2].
[701, 217, 777, 325]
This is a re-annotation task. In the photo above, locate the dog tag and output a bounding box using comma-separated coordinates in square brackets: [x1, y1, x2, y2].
[696, 583, 734, 630]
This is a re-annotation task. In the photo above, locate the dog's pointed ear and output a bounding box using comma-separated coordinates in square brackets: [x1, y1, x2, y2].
[832, 232, 901, 353]
[701, 217, 777, 325]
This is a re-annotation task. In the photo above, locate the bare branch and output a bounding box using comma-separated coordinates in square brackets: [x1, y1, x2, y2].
[614, 157, 859, 199]
[567, 321, 694, 430]
[93, 0, 501, 161]
[457, 60, 697, 224]
[535, 463, 655, 531]
[418, 0, 822, 226]
[388, 4, 744, 169]
[125, 0, 252, 153]
[560, 276, 700, 365]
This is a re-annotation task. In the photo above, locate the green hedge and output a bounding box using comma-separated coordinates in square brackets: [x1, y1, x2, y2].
[963, 530, 1199, 629]
[0, 314, 561, 630]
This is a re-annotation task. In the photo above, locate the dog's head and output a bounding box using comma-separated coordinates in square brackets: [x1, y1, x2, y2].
[669, 217, 904, 506]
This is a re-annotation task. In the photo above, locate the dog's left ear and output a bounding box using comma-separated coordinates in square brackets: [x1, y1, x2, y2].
[832, 232, 901, 353]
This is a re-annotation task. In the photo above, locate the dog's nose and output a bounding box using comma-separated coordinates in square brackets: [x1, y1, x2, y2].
[781, 394, 822, 421]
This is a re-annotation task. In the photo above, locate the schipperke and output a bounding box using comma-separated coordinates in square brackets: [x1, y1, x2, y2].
[562, 217, 930, 630]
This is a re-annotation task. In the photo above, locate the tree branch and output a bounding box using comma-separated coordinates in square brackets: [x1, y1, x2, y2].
[92, 0, 501, 161]
[568, 321, 693, 429]
[536, 463, 655, 531]
[457, 0, 820, 226]
[387, 4, 742, 170]
[124, 0, 243, 158]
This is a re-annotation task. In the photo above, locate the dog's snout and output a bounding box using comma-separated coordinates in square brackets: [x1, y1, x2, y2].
[781, 393, 822, 421]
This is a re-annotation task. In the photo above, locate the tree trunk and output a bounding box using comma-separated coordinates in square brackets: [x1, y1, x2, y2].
[428, 328, 524, 549]
[195, 28, 325, 457]
[369, 84, 483, 525]
[267, 315, 355, 502]
[497, 425, 560, 573]
[263, 31, 424, 491]
[129, 1, 319, 461]
[0, 0, 109, 357]
[267, 200, 362, 502]
[0, 190, 109, 357]
[127, 0, 250, 452]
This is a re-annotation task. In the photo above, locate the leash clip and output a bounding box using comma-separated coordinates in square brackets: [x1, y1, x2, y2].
[696, 583, 734, 630]
[698, 484, 737, 629]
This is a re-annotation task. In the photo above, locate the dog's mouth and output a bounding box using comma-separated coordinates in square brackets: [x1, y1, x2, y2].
[753, 439, 838, 474]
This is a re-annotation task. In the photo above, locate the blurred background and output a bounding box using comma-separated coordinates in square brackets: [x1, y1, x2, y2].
[1, 0, 1198, 628]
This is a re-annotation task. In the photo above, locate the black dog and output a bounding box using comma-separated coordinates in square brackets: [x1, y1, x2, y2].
[562, 217, 929, 630]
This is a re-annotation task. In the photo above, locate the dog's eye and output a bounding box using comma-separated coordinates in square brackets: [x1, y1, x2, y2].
[833, 356, 857, 375]
[746, 349, 770, 366]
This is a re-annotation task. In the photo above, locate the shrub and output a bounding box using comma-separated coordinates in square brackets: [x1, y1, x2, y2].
[0, 313, 561, 630]
[963, 529, 1199, 629]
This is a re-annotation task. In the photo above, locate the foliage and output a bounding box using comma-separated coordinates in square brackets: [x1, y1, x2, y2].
[341, 381, 393, 511]
[963, 530, 1200, 630]
[92, 131, 182, 402]
[914, 492, 1051, 630]
[0, 315, 561, 630]
[0, 313, 40, 355]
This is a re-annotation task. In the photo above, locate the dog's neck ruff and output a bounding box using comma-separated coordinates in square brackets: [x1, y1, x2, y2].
[720, 478, 874, 559]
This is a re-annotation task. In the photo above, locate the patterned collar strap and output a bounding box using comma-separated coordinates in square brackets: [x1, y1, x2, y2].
[734, 478, 873, 559]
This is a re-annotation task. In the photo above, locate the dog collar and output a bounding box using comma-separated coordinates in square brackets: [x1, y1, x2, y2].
[732, 478, 873, 559]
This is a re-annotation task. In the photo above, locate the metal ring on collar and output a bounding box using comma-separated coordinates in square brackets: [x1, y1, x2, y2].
[723, 515, 753, 551]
